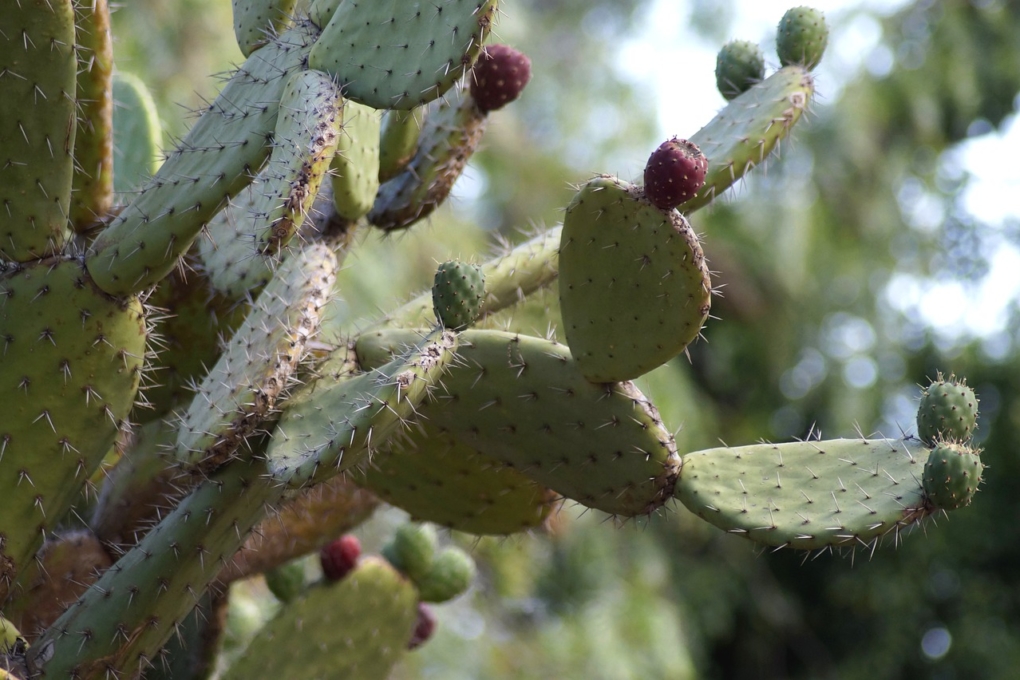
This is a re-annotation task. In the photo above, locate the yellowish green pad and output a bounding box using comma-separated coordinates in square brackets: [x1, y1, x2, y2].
[559, 176, 711, 383]
[356, 329, 681, 517]
[0, 259, 145, 595]
[174, 243, 337, 470]
[222, 557, 417, 680]
[0, 0, 77, 261]
[359, 419, 557, 535]
[675, 438, 933, 550]
[111, 73, 163, 194]
[684, 66, 814, 212]
[331, 100, 381, 220]
[309, 0, 497, 110]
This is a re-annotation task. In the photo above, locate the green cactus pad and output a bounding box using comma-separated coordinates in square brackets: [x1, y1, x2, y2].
[559, 175, 712, 383]
[265, 559, 307, 603]
[922, 442, 983, 511]
[715, 40, 765, 101]
[174, 243, 337, 470]
[221, 557, 417, 680]
[309, 0, 497, 110]
[198, 69, 343, 299]
[29, 459, 282, 678]
[916, 376, 979, 446]
[358, 418, 556, 535]
[386, 524, 438, 582]
[378, 109, 422, 182]
[87, 21, 319, 296]
[356, 329, 681, 517]
[777, 6, 828, 71]
[266, 329, 458, 487]
[309, 0, 342, 28]
[416, 547, 475, 603]
[112, 73, 163, 194]
[433, 260, 485, 330]
[675, 438, 935, 551]
[331, 101, 382, 220]
[0, 0, 77, 261]
[233, 0, 298, 57]
[368, 87, 487, 231]
[0, 259, 145, 595]
[684, 66, 814, 213]
[70, 0, 114, 231]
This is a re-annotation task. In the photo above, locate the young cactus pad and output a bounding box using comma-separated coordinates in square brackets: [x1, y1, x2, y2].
[674, 438, 934, 551]
[308, 0, 497, 110]
[0, 259, 145, 597]
[922, 442, 983, 511]
[916, 376, 979, 446]
[330, 101, 382, 221]
[221, 557, 418, 680]
[433, 260, 485, 331]
[715, 39, 765, 101]
[356, 328, 681, 517]
[559, 175, 712, 383]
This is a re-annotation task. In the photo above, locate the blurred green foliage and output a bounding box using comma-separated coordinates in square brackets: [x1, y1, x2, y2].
[114, 0, 1020, 677]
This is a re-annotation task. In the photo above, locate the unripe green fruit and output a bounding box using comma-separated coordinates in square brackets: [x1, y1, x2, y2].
[264, 560, 306, 603]
[416, 547, 476, 603]
[777, 6, 828, 71]
[917, 377, 979, 446]
[386, 524, 438, 582]
[432, 260, 485, 331]
[923, 442, 983, 511]
[715, 40, 765, 100]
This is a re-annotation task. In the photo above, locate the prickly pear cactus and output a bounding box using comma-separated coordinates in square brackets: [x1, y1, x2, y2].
[715, 40, 765, 100]
[922, 442, 983, 510]
[432, 260, 485, 330]
[916, 375, 979, 446]
[777, 6, 829, 70]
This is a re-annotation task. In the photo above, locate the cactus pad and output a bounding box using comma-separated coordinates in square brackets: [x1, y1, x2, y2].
[233, 0, 298, 56]
[0, 259, 145, 595]
[358, 419, 557, 535]
[559, 175, 712, 383]
[0, 0, 77, 261]
[266, 330, 458, 487]
[309, 0, 497, 110]
[675, 438, 935, 550]
[222, 557, 418, 680]
[433, 260, 485, 330]
[922, 442, 983, 511]
[684, 66, 814, 213]
[356, 329, 681, 517]
[715, 40, 765, 101]
[378, 109, 422, 182]
[777, 6, 828, 71]
[369, 87, 487, 231]
[174, 243, 337, 470]
[470, 44, 532, 113]
[916, 376, 979, 446]
[331, 101, 382, 221]
[111, 73, 163, 194]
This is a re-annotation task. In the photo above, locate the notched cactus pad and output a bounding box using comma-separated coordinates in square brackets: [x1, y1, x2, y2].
[685, 66, 814, 212]
[559, 176, 711, 383]
[222, 557, 418, 680]
[675, 438, 935, 551]
[357, 329, 681, 517]
[0, 259, 145, 589]
[923, 442, 983, 511]
[309, 0, 498, 110]
[174, 243, 337, 470]
[916, 376, 978, 446]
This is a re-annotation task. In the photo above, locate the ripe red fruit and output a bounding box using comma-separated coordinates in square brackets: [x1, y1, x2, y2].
[470, 44, 532, 113]
[407, 603, 438, 650]
[642, 138, 708, 211]
[319, 535, 361, 582]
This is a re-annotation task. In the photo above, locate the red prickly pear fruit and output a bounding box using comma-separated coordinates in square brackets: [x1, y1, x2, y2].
[470, 44, 532, 113]
[643, 137, 708, 211]
[319, 535, 361, 582]
[407, 603, 438, 650]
